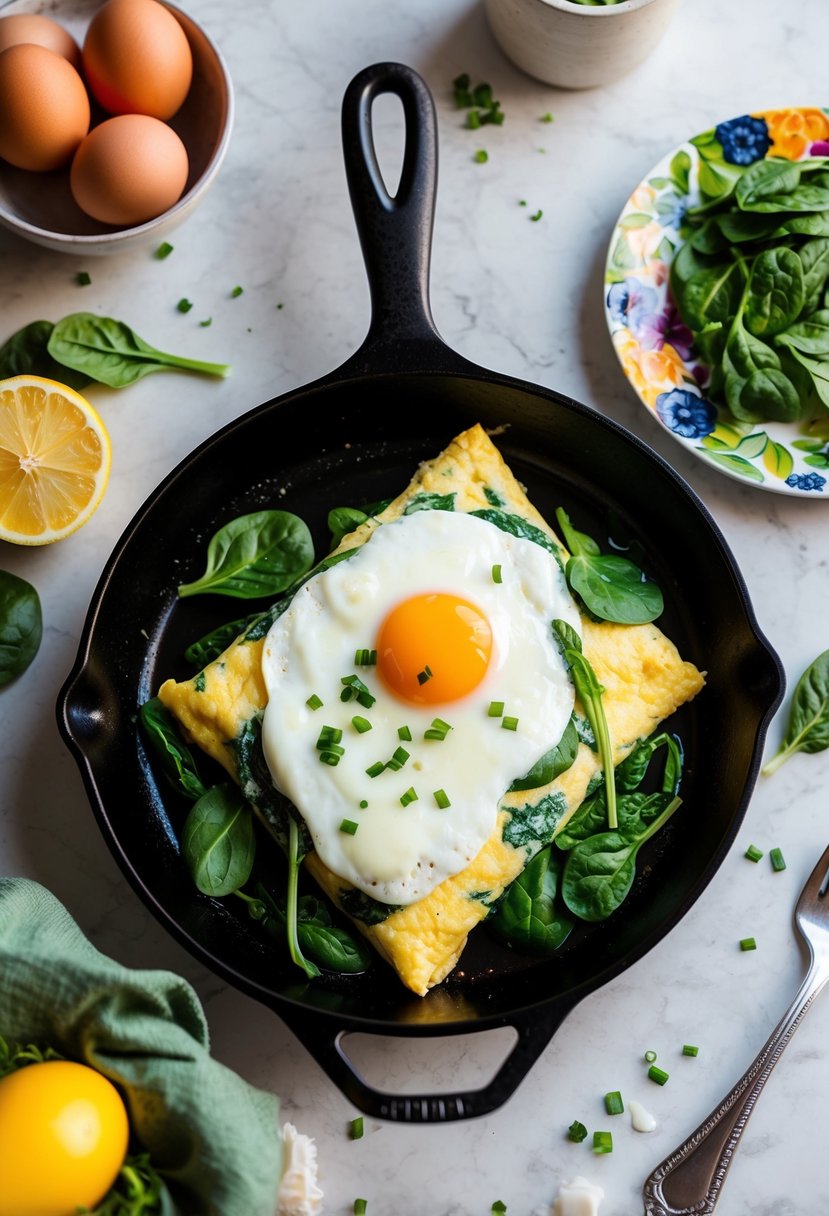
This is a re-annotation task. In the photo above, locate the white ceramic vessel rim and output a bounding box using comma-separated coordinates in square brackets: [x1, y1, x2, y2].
[534, 0, 663, 14]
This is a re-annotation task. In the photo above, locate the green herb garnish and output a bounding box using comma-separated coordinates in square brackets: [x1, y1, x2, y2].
[745, 843, 764, 862]
[604, 1090, 624, 1115]
[433, 789, 451, 809]
[648, 1064, 670, 1085]
[592, 1130, 613, 1154]
[567, 1120, 588, 1143]
[76, 271, 91, 286]
[770, 847, 787, 871]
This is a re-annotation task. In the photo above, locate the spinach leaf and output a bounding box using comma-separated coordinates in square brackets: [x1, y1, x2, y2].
[502, 791, 568, 850]
[487, 848, 573, 955]
[560, 796, 681, 922]
[775, 309, 829, 357]
[551, 619, 617, 830]
[285, 817, 321, 978]
[762, 650, 829, 775]
[744, 247, 804, 337]
[139, 697, 207, 801]
[734, 158, 803, 210]
[0, 320, 90, 390]
[328, 506, 369, 548]
[555, 508, 663, 625]
[47, 312, 230, 387]
[508, 715, 578, 792]
[799, 239, 829, 314]
[784, 348, 829, 407]
[469, 508, 562, 559]
[403, 492, 456, 513]
[615, 731, 683, 794]
[676, 260, 744, 332]
[184, 615, 258, 667]
[182, 784, 256, 897]
[337, 885, 399, 925]
[253, 883, 372, 973]
[178, 510, 314, 599]
[0, 571, 42, 688]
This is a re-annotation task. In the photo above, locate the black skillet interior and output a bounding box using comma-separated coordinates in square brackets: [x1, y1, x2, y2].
[58, 63, 785, 1120]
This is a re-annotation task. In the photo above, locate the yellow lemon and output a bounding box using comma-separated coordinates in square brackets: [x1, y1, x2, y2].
[0, 1059, 130, 1216]
[0, 374, 111, 545]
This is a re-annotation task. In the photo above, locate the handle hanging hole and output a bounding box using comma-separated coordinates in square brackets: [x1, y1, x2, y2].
[368, 92, 405, 200]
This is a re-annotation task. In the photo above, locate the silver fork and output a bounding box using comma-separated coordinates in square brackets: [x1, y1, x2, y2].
[643, 839, 829, 1216]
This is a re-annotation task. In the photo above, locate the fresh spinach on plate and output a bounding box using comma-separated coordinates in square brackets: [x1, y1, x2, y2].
[0, 571, 42, 688]
[554, 508, 663, 625]
[177, 510, 314, 599]
[762, 649, 829, 775]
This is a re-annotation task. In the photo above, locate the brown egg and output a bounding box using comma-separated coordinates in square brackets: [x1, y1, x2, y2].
[82, 0, 193, 120]
[0, 13, 82, 68]
[70, 113, 189, 226]
[0, 43, 90, 171]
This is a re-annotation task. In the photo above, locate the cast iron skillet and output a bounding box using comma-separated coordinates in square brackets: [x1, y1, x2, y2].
[57, 62, 785, 1122]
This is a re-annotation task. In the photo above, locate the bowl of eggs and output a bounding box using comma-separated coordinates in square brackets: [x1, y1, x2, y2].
[0, 0, 233, 254]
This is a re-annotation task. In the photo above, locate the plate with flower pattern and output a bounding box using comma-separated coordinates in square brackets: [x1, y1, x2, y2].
[604, 106, 829, 498]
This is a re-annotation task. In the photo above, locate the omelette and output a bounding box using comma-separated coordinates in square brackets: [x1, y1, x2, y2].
[156, 424, 705, 996]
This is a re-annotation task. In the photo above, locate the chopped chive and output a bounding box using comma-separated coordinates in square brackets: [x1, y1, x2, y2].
[319, 751, 342, 767]
[397, 725, 412, 741]
[76, 271, 91, 286]
[501, 716, 519, 731]
[740, 936, 757, 951]
[400, 787, 418, 807]
[341, 673, 376, 709]
[770, 847, 786, 872]
[366, 761, 385, 778]
[745, 844, 764, 862]
[567, 1120, 588, 1143]
[386, 746, 410, 771]
[530, 209, 543, 222]
[474, 149, 488, 163]
[315, 725, 343, 749]
[155, 241, 174, 259]
[424, 717, 452, 740]
[355, 648, 377, 666]
[592, 1130, 613, 1154]
[604, 1091, 624, 1116]
[349, 1116, 364, 1139]
[682, 1045, 699, 1057]
[306, 693, 323, 710]
[491, 563, 503, 584]
[488, 701, 504, 718]
[492, 1204, 507, 1216]
[340, 819, 359, 835]
[648, 1065, 669, 1085]
[359, 800, 368, 809]
[540, 112, 555, 123]
[354, 1202, 367, 1216]
[352, 716, 372, 734]
[644, 1049, 657, 1064]
[199, 317, 212, 327]
[433, 789, 451, 809]
[417, 665, 433, 685]
[177, 297, 193, 313]
[230, 285, 244, 297]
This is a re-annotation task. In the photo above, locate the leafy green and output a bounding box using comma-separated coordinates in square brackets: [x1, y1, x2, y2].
[469, 508, 562, 559]
[502, 791, 568, 849]
[328, 506, 369, 548]
[178, 510, 314, 599]
[403, 491, 456, 513]
[0, 320, 90, 390]
[285, 817, 320, 979]
[47, 312, 230, 387]
[181, 784, 256, 897]
[252, 883, 372, 974]
[184, 615, 258, 667]
[762, 649, 829, 774]
[487, 847, 574, 954]
[0, 571, 42, 688]
[508, 715, 578, 792]
[82, 1154, 166, 1215]
[554, 508, 663, 624]
[138, 697, 207, 801]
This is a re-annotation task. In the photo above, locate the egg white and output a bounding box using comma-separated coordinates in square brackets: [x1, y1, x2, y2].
[260, 509, 580, 905]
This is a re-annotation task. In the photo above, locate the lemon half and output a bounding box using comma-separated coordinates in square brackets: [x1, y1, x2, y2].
[0, 374, 111, 545]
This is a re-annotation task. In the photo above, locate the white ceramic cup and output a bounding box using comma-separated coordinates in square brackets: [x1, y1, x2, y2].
[484, 0, 680, 90]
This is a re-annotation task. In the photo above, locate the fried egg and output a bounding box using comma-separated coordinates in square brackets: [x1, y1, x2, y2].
[260, 509, 581, 904]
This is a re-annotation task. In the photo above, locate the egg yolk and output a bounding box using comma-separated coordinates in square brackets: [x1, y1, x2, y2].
[376, 592, 493, 705]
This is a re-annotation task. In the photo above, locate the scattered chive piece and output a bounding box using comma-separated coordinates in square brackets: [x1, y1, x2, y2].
[682, 1045, 699, 1057]
[604, 1091, 624, 1116]
[386, 746, 410, 771]
[177, 297, 193, 313]
[355, 648, 377, 666]
[366, 761, 385, 779]
[400, 787, 418, 807]
[230, 285, 243, 297]
[316, 725, 343, 749]
[340, 819, 359, 835]
[341, 673, 376, 708]
[740, 936, 757, 951]
[592, 1130, 613, 1154]
[349, 1116, 364, 1140]
[424, 717, 452, 741]
[491, 563, 503, 584]
[433, 789, 451, 809]
[352, 716, 372, 734]
[530, 209, 543, 222]
[199, 317, 213, 327]
[519, 199, 527, 207]
[359, 800, 368, 809]
[502, 716, 519, 731]
[648, 1065, 669, 1086]
[474, 149, 489, 164]
[306, 693, 323, 710]
[319, 751, 342, 767]
[417, 665, 433, 685]
[155, 241, 174, 259]
[397, 725, 412, 741]
[492, 1204, 507, 1216]
[354, 1202, 367, 1216]
[644, 1049, 657, 1064]
[76, 271, 91, 286]
[567, 1120, 588, 1143]
[540, 112, 555, 122]
[488, 701, 504, 718]
[770, 847, 787, 872]
[745, 844, 764, 862]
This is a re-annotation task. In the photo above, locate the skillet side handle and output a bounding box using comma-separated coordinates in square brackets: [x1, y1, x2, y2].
[340, 61, 444, 359]
[276, 1001, 577, 1122]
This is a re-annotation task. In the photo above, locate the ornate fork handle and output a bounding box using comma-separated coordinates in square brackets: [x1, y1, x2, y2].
[643, 957, 829, 1215]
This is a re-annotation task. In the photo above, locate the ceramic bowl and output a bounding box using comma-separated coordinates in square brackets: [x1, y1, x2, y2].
[484, 0, 680, 91]
[0, 0, 234, 255]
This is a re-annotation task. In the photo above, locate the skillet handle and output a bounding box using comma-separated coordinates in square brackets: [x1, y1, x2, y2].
[275, 1000, 577, 1122]
[339, 61, 463, 372]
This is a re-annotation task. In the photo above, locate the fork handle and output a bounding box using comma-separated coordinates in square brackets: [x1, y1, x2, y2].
[643, 959, 829, 1215]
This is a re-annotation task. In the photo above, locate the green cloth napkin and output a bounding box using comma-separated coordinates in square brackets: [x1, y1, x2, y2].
[0, 877, 282, 1216]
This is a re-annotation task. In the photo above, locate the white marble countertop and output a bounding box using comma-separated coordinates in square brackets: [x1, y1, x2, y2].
[1, 0, 828, 1213]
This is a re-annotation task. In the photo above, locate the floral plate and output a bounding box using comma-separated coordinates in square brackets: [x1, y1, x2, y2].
[604, 106, 829, 498]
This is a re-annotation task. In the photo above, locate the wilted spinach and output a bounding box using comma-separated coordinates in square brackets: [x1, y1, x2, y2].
[47, 312, 230, 386]
[487, 847, 574, 955]
[508, 715, 578, 793]
[139, 697, 207, 801]
[285, 817, 321, 979]
[328, 506, 370, 549]
[554, 508, 663, 624]
[181, 784, 256, 897]
[251, 882, 372, 974]
[184, 615, 259, 667]
[762, 649, 829, 775]
[178, 510, 314, 599]
[0, 571, 42, 688]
